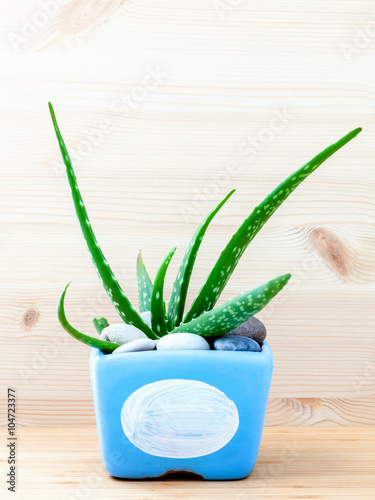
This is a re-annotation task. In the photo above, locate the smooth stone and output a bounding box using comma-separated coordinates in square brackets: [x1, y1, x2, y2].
[140, 311, 152, 328]
[214, 335, 261, 352]
[113, 338, 156, 354]
[226, 316, 266, 345]
[157, 333, 210, 351]
[100, 323, 147, 345]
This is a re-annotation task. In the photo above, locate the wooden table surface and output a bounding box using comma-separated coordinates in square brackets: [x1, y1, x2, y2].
[2, 427, 374, 499]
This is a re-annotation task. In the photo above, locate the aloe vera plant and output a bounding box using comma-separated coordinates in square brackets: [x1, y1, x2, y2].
[49, 102, 360, 352]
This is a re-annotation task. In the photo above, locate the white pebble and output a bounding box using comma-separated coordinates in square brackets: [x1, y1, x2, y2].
[140, 310, 152, 328]
[100, 323, 147, 345]
[157, 332, 210, 351]
[113, 338, 156, 354]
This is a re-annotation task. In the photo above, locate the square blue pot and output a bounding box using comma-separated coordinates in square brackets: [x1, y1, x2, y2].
[90, 341, 273, 480]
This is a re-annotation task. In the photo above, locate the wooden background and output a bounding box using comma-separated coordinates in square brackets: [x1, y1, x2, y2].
[0, 0, 374, 428]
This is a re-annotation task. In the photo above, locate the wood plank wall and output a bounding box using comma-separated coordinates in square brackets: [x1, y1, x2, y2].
[0, 0, 374, 427]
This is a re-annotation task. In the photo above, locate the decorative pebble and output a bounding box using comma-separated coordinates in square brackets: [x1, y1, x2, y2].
[113, 338, 156, 354]
[157, 333, 210, 351]
[140, 310, 152, 328]
[226, 316, 266, 345]
[100, 323, 147, 345]
[214, 335, 261, 352]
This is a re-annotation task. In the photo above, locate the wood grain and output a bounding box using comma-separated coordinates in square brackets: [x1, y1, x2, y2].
[2, 397, 375, 428]
[1, 427, 374, 498]
[0, 0, 374, 427]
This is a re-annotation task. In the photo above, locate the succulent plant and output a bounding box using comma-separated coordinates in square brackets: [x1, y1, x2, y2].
[49, 103, 361, 353]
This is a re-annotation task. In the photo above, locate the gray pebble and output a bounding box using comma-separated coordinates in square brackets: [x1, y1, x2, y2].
[100, 323, 147, 345]
[226, 316, 266, 345]
[214, 335, 261, 352]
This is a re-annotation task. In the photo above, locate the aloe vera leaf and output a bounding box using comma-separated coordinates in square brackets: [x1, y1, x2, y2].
[172, 273, 290, 337]
[151, 247, 177, 336]
[184, 128, 361, 322]
[98, 317, 109, 329]
[93, 318, 103, 335]
[93, 317, 109, 334]
[49, 103, 157, 340]
[137, 251, 153, 313]
[167, 189, 235, 331]
[58, 284, 120, 353]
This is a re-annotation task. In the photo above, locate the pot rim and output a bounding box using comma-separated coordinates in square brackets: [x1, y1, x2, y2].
[91, 340, 271, 361]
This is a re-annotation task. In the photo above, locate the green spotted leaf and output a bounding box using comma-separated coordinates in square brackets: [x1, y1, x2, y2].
[172, 273, 291, 337]
[151, 248, 176, 337]
[184, 128, 361, 323]
[58, 284, 120, 353]
[167, 189, 235, 330]
[137, 251, 153, 313]
[49, 103, 157, 340]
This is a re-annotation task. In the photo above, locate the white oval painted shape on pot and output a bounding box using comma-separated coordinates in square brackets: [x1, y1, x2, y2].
[121, 379, 239, 458]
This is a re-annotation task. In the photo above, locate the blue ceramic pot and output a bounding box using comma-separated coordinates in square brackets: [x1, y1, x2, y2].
[90, 342, 273, 480]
